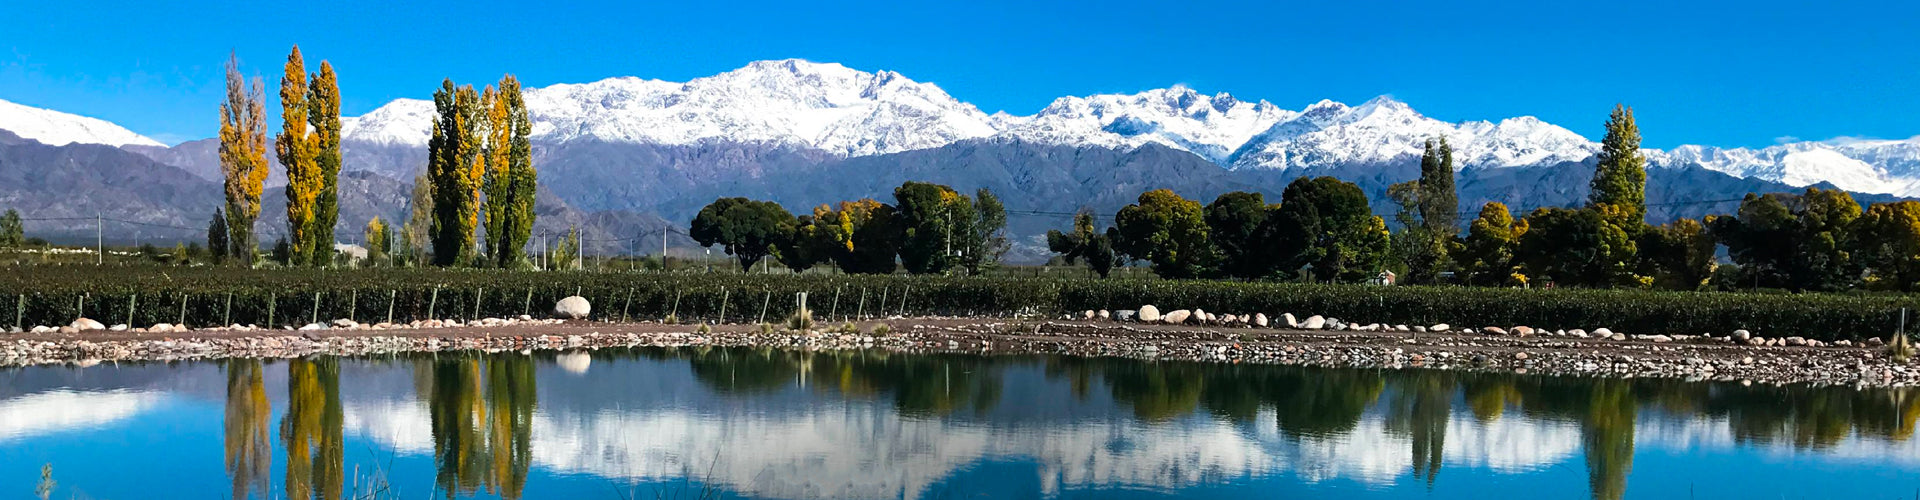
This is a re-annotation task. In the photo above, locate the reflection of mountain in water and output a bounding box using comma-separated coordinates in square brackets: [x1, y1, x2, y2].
[4, 350, 1919, 500]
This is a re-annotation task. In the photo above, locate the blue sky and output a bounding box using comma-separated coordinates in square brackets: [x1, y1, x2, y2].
[2, 0, 1915, 148]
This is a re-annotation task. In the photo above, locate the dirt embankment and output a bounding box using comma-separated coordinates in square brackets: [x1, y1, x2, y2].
[3, 317, 1915, 387]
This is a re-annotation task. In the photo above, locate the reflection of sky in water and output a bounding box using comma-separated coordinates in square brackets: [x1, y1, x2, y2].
[1, 354, 1917, 499]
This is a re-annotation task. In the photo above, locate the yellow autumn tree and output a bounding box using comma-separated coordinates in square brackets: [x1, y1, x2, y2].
[428, 80, 485, 266]
[220, 53, 270, 266]
[481, 85, 510, 264]
[277, 46, 321, 266]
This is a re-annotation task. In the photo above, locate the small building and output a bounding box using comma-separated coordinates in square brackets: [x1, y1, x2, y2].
[1368, 270, 1397, 286]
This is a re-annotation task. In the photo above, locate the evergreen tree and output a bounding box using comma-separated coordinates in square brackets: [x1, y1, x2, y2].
[1418, 137, 1458, 233]
[0, 209, 22, 248]
[276, 46, 320, 266]
[1204, 191, 1283, 279]
[308, 60, 342, 266]
[1589, 105, 1647, 224]
[1516, 207, 1639, 288]
[1851, 201, 1920, 291]
[219, 53, 270, 265]
[1275, 177, 1390, 282]
[426, 80, 485, 267]
[207, 210, 229, 265]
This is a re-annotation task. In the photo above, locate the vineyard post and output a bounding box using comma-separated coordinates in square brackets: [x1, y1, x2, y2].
[670, 290, 681, 322]
[15, 294, 23, 331]
[878, 287, 888, 320]
[857, 288, 867, 321]
[266, 292, 276, 329]
[757, 290, 770, 324]
[177, 293, 187, 326]
[829, 287, 841, 323]
[718, 287, 729, 324]
[223, 292, 231, 326]
[386, 290, 396, 325]
[900, 286, 910, 316]
[427, 287, 440, 322]
[522, 287, 533, 318]
[348, 290, 357, 324]
[310, 291, 321, 327]
[474, 287, 485, 321]
[77, 294, 85, 322]
[620, 288, 632, 323]
[127, 293, 136, 328]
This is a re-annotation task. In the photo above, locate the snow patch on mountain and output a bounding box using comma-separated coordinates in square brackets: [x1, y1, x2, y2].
[343, 59, 997, 156]
[993, 86, 1295, 164]
[0, 97, 165, 148]
[1652, 137, 1920, 196]
[1226, 96, 1595, 171]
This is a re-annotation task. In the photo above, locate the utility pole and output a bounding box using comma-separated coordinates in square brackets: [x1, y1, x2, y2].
[660, 227, 669, 272]
[96, 214, 102, 265]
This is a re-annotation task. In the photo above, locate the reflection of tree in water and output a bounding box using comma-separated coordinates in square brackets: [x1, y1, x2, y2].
[283, 358, 344, 500]
[686, 348, 1004, 417]
[422, 355, 538, 499]
[1385, 371, 1452, 488]
[1268, 368, 1385, 439]
[224, 359, 272, 500]
[1103, 361, 1206, 422]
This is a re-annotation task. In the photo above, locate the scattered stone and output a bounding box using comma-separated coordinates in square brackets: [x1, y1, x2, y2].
[1784, 337, 1807, 347]
[1732, 329, 1752, 341]
[1483, 326, 1508, 335]
[1083, 310, 1096, 320]
[71, 318, 105, 331]
[1302, 315, 1326, 330]
[298, 323, 327, 331]
[1138, 305, 1161, 323]
[1647, 335, 1673, 343]
[1253, 313, 1268, 327]
[1098, 310, 1111, 320]
[1191, 309, 1207, 324]
[1116, 310, 1138, 322]
[1592, 328, 1614, 337]
[1164, 309, 1192, 325]
[1611, 333, 1627, 341]
[109, 324, 128, 332]
[1413, 325, 1428, 333]
[1430, 323, 1450, 333]
[555, 296, 592, 319]
[1835, 340, 1853, 347]
[1569, 329, 1587, 337]
[1866, 337, 1886, 347]
[1512, 326, 1535, 336]
[1515, 352, 1530, 360]
[1283, 313, 1299, 329]
[30, 325, 53, 334]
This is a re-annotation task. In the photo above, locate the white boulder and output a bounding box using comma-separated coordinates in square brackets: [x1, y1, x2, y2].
[555, 296, 592, 319]
[1301, 315, 1326, 330]
[1138, 305, 1161, 323]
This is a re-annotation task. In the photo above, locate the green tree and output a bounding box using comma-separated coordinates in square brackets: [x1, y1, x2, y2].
[1204, 191, 1283, 279]
[1517, 207, 1639, 288]
[1708, 187, 1861, 291]
[427, 80, 485, 267]
[0, 209, 23, 248]
[1046, 211, 1119, 278]
[1639, 218, 1715, 290]
[893, 181, 975, 275]
[1456, 202, 1527, 286]
[401, 174, 434, 266]
[220, 53, 270, 265]
[957, 187, 1008, 275]
[1387, 138, 1459, 283]
[308, 60, 342, 266]
[1275, 177, 1390, 282]
[690, 197, 797, 272]
[1848, 201, 1920, 291]
[1417, 137, 1459, 233]
[276, 46, 321, 266]
[206, 210, 229, 264]
[811, 200, 902, 274]
[550, 227, 581, 270]
[1589, 104, 1648, 224]
[1113, 189, 1214, 279]
[774, 214, 827, 273]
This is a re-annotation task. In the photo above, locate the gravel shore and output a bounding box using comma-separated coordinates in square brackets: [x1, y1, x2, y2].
[3, 317, 1914, 387]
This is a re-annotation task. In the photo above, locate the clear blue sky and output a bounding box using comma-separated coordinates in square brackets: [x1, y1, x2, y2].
[2, 0, 1915, 148]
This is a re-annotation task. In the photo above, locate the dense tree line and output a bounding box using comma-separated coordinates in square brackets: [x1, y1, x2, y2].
[690, 182, 1009, 275]
[1047, 105, 1920, 293]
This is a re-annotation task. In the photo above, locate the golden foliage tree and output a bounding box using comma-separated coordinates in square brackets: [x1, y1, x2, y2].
[277, 46, 321, 266]
[219, 53, 270, 266]
[428, 80, 485, 266]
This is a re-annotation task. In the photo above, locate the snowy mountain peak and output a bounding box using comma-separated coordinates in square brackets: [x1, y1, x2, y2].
[1228, 97, 1595, 171]
[0, 97, 165, 148]
[997, 85, 1294, 164]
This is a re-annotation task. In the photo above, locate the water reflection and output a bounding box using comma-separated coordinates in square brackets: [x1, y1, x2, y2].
[29, 348, 1902, 499]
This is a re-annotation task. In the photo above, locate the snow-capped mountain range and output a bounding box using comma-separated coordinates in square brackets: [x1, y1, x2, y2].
[5, 58, 1920, 196]
[0, 97, 165, 148]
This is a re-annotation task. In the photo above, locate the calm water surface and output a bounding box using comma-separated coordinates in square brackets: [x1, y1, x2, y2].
[2, 348, 1918, 499]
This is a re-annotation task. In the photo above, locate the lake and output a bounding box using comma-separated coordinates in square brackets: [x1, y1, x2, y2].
[2, 348, 1917, 499]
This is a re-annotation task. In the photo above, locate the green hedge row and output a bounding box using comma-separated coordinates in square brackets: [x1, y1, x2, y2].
[0, 265, 1913, 341]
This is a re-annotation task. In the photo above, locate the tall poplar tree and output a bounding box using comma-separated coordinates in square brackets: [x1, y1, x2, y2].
[276, 46, 320, 266]
[1418, 137, 1458, 233]
[427, 80, 484, 267]
[219, 53, 270, 265]
[1589, 105, 1647, 224]
[481, 85, 510, 265]
[308, 60, 342, 265]
[500, 76, 538, 267]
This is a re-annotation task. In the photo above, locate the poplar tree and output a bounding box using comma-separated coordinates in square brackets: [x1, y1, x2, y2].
[308, 60, 342, 265]
[1417, 137, 1458, 233]
[1589, 105, 1647, 224]
[276, 46, 320, 266]
[220, 53, 270, 265]
[207, 210, 229, 265]
[481, 85, 509, 265]
[498, 75, 538, 267]
[401, 174, 434, 266]
[427, 80, 484, 267]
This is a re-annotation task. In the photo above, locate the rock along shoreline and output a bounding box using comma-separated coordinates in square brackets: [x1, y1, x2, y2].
[3, 314, 1915, 389]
